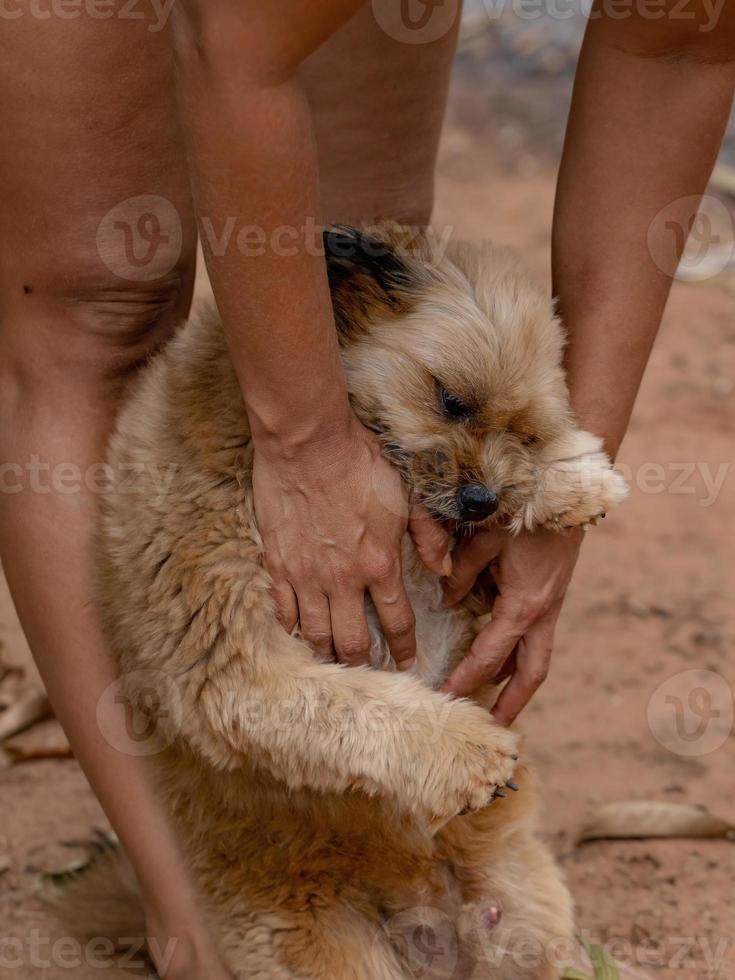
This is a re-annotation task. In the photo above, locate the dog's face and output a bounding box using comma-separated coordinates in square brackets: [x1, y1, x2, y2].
[325, 225, 609, 532]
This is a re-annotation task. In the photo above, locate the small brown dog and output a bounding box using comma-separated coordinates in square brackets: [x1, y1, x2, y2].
[58, 226, 627, 978]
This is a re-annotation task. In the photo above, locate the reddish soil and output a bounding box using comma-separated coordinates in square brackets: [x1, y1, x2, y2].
[1, 103, 734, 980]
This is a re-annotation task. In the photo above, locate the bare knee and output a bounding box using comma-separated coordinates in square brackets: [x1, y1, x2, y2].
[1, 169, 198, 388]
[0, 252, 195, 420]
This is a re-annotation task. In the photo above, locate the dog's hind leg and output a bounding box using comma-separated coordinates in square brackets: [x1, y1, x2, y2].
[251, 906, 410, 980]
[438, 769, 574, 980]
[222, 907, 412, 980]
[457, 838, 574, 980]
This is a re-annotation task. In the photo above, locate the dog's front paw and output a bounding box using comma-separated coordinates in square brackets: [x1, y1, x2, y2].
[452, 727, 520, 817]
[420, 708, 520, 828]
[543, 453, 628, 531]
[518, 430, 628, 533]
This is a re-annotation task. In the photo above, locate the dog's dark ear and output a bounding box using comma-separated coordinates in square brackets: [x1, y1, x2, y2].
[323, 225, 417, 341]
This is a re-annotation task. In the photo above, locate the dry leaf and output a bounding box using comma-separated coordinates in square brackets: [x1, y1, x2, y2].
[577, 801, 735, 844]
[0, 692, 52, 742]
[0, 651, 23, 691]
[3, 718, 71, 764]
[4, 742, 72, 764]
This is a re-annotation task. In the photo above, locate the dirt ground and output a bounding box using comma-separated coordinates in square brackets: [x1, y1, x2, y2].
[1, 58, 734, 980]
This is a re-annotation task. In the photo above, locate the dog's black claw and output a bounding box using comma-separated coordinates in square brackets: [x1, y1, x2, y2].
[493, 788, 506, 799]
[506, 780, 519, 792]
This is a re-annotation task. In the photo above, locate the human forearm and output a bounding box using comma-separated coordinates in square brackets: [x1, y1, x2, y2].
[171, 1, 364, 453]
[169, 2, 450, 663]
[553, 3, 735, 456]
[446, 7, 735, 719]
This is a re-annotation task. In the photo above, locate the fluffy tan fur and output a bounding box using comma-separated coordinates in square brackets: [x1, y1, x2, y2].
[66, 227, 626, 978]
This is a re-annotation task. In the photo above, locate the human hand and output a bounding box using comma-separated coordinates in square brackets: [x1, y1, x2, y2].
[253, 414, 451, 668]
[441, 526, 584, 725]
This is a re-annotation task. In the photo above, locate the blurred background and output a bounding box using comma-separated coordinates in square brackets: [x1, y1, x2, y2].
[459, 0, 735, 167]
[438, 7, 735, 978]
[1, 5, 733, 979]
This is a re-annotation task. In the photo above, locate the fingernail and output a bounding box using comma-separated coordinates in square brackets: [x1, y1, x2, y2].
[398, 657, 416, 673]
[441, 554, 453, 578]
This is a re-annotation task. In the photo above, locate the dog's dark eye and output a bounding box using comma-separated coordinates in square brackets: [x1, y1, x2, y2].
[439, 386, 473, 421]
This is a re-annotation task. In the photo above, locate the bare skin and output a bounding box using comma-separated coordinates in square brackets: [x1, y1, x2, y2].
[2, 0, 733, 973]
[172, 1, 459, 668]
[443, 1, 735, 723]
[0, 3, 458, 975]
[0, 10, 208, 978]
[175, 0, 735, 727]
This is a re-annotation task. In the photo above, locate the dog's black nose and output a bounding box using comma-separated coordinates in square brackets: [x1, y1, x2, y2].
[457, 484, 499, 522]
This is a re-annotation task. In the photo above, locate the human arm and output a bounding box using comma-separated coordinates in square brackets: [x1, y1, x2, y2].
[443, 2, 735, 722]
[170, 0, 450, 668]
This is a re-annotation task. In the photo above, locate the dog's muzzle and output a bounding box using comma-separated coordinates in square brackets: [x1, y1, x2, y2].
[457, 483, 499, 522]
